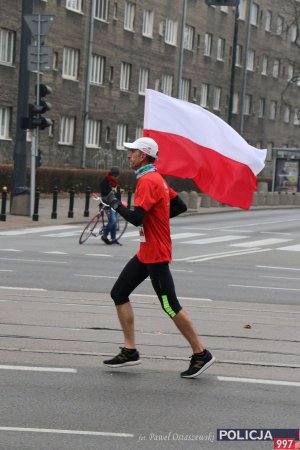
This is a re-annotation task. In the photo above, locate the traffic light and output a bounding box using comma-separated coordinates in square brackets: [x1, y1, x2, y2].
[36, 149, 43, 168]
[205, 0, 239, 5]
[27, 84, 53, 130]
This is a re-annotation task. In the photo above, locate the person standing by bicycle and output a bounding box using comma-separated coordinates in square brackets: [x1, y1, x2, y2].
[99, 167, 122, 245]
[100, 137, 215, 378]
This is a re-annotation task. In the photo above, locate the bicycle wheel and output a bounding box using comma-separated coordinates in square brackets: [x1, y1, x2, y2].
[115, 213, 128, 240]
[79, 213, 101, 244]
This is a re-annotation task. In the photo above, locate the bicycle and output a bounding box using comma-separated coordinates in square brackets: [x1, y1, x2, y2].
[79, 194, 128, 245]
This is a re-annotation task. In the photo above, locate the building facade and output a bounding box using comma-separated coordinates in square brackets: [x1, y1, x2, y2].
[0, 0, 299, 173]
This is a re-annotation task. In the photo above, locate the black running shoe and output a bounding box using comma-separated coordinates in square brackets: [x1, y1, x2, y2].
[103, 347, 141, 368]
[101, 236, 112, 245]
[181, 349, 216, 378]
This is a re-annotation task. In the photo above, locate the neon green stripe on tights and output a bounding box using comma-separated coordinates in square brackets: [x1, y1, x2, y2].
[162, 295, 176, 318]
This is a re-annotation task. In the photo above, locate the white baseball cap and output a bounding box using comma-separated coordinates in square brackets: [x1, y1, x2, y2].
[124, 137, 158, 160]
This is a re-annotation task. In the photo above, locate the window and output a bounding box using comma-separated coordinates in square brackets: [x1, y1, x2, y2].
[0, 107, 11, 139]
[232, 92, 239, 114]
[53, 51, 59, 70]
[289, 24, 297, 43]
[94, 0, 109, 21]
[138, 67, 149, 95]
[90, 55, 105, 85]
[269, 101, 277, 120]
[272, 59, 280, 78]
[235, 44, 243, 67]
[217, 38, 225, 61]
[59, 116, 75, 145]
[250, 3, 259, 26]
[124, 1, 135, 31]
[0, 28, 15, 65]
[246, 49, 255, 71]
[165, 19, 178, 45]
[62, 47, 79, 80]
[258, 98, 265, 118]
[116, 124, 127, 149]
[204, 33, 213, 56]
[244, 94, 252, 115]
[200, 83, 209, 108]
[261, 56, 268, 75]
[113, 3, 118, 19]
[66, 0, 82, 13]
[287, 64, 294, 82]
[265, 11, 272, 31]
[135, 127, 143, 139]
[105, 126, 110, 142]
[184, 25, 194, 51]
[276, 16, 284, 35]
[213, 87, 221, 111]
[161, 74, 173, 96]
[239, 0, 247, 21]
[293, 109, 300, 126]
[120, 62, 131, 91]
[179, 78, 191, 101]
[142, 10, 154, 37]
[283, 105, 291, 123]
[86, 119, 101, 148]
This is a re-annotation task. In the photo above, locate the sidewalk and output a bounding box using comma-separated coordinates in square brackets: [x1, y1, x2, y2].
[1, 194, 300, 231]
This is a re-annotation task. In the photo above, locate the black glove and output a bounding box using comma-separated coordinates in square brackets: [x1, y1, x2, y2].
[101, 191, 121, 210]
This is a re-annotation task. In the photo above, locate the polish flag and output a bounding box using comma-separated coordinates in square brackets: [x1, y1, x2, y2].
[143, 89, 267, 210]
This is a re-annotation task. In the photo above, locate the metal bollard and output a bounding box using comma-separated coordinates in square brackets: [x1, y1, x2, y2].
[83, 186, 91, 217]
[1, 186, 8, 221]
[32, 189, 40, 221]
[127, 188, 132, 209]
[51, 187, 58, 219]
[68, 187, 75, 218]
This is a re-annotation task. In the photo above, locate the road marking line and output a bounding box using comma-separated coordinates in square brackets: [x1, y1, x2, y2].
[189, 249, 270, 262]
[174, 248, 260, 262]
[229, 284, 300, 292]
[0, 225, 78, 236]
[257, 265, 300, 271]
[183, 235, 248, 245]
[74, 274, 117, 279]
[278, 244, 300, 251]
[0, 365, 77, 373]
[0, 287, 46, 291]
[260, 275, 300, 281]
[217, 376, 300, 387]
[0, 427, 133, 437]
[0, 249, 21, 252]
[132, 294, 212, 301]
[0, 270, 13, 272]
[229, 238, 291, 248]
[0, 257, 66, 264]
[43, 251, 67, 255]
[85, 254, 112, 257]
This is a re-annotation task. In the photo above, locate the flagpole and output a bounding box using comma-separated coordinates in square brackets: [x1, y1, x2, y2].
[177, 0, 188, 99]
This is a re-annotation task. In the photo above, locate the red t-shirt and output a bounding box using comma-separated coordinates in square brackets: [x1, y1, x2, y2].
[134, 172, 177, 264]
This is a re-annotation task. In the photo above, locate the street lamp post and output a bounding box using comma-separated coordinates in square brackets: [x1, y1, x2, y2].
[227, 1, 240, 125]
[177, 0, 188, 99]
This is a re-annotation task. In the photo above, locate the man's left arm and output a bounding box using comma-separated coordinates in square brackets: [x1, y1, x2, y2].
[170, 195, 187, 218]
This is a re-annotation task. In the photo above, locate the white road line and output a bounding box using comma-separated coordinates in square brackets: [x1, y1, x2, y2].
[261, 231, 292, 235]
[85, 253, 112, 257]
[132, 294, 212, 301]
[257, 265, 300, 271]
[0, 287, 46, 291]
[0, 427, 133, 438]
[174, 248, 260, 262]
[0, 365, 77, 373]
[183, 235, 248, 245]
[74, 274, 118, 279]
[43, 251, 67, 255]
[0, 249, 21, 252]
[0, 225, 78, 236]
[229, 238, 291, 248]
[0, 257, 67, 264]
[42, 232, 81, 237]
[229, 284, 300, 292]
[171, 232, 205, 239]
[217, 376, 300, 387]
[0, 270, 13, 272]
[278, 244, 300, 251]
[184, 249, 270, 263]
[260, 275, 300, 281]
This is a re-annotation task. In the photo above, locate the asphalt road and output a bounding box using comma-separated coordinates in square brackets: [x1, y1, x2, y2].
[0, 209, 300, 450]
